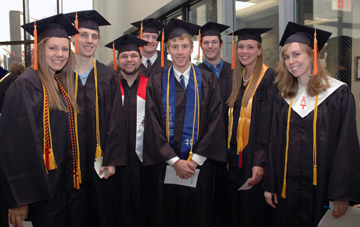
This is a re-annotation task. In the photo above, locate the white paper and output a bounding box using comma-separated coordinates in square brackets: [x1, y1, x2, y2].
[164, 165, 200, 188]
[9, 221, 32, 227]
[318, 201, 360, 227]
[238, 178, 253, 190]
[94, 156, 107, 179]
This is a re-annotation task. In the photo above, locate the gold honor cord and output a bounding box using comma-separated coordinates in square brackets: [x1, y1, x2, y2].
[74, 69, 81, 186]
[187, 64, 200, 162]
[0, 72, 11, 83]
[42, 84, 56, 172]
[227, 107, 233, 151]
[281, 94, 319, 198]
[93, 59, 103, 160]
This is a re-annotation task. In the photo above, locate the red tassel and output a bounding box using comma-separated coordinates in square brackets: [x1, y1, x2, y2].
[161, 28, 164, 67]
[197, 29, 201, 60]
[238, 152, 243, 168]
[112, 41, 117, 70]
[140, 20, 143, 52]
[34, 20, 38, 70]
[75, 12, 79, 54]
[313, 28, 318, 76]
[231, 32, 235, 70]
[45, 146, 50, 170]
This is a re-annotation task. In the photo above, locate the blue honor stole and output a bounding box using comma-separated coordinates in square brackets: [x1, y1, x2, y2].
[162, 64, 202, 160]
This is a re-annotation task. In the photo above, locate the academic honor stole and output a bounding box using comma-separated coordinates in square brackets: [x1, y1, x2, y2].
[162, 64, 201, 160]
[119, 75, 148, 162]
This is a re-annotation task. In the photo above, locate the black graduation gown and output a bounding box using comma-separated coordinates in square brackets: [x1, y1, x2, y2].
[116, 74, 151, 226]
[0, 69, 87, 227]
[139, 52, 172, 78]
[197, 61, 232, 227]
[263, 83, 360, 227]
[143, 66, 227, 227]
[228, 67, 276, 227]
[78, 61, 126, 227]
[0, 73, 18, 112]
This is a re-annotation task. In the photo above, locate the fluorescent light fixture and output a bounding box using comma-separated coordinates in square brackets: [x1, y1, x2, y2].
[236, 1, 256, 11]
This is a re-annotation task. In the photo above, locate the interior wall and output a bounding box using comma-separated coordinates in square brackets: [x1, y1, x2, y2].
[93, 0, 172, 63]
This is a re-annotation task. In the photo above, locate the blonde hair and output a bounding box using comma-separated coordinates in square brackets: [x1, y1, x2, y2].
[166, 33, 194, 49]
[36, 37, 79, 112]
[227, 41, 264, 107]
[275, 42, 330, 98]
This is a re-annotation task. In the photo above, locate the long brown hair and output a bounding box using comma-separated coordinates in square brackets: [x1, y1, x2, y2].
[227, 41, 263, 107]
[275, 42, 330, 98]
[36, 37, 79, 112]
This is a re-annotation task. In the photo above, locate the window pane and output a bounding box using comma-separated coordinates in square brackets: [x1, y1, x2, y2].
[62, 0, 92, 13]
[29, 0, 57, 20]
[235, 0, 279, 69]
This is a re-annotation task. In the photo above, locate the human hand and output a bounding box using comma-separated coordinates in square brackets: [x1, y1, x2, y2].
[264, 191, 277, 208]
[173, 160, 195, 179]
[248, 166, 264, 186]
[333, 200, 349, 219]
[8, 205, 28, 227]
[100, 166, 116, 179]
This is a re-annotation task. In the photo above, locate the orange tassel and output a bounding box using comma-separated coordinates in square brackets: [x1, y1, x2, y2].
[75, 12, 79, 54]
[161, 28, 164, 67]
[140, 20, 143, 52]
[197, 29, 201, 60]
[238, 152, 243, 168]
[112, 41, 117, 70]
[231, 32, 235, 70]
[34, 20, 38, 70]
[281, 180, 287, 198]
[313, 28, 318, 76]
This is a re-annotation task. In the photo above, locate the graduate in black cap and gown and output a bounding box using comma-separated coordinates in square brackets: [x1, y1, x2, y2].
[64, 10, 126, 227]
[105, 34, 151, 226]
[263, 22, 360, 227]
[196, 22, 232, 226]
[143, 18, 227, 227]
[227, 28, 276, 227]
[0, 14, 87, 227]
[131, 18, 172, 77]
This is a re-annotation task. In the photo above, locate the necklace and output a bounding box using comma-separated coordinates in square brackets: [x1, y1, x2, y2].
[242, 72, 252, 82]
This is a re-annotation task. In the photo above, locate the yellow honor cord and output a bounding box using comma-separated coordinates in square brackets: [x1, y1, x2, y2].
[93, 59, 102, 160]
[0, 72, 11, 83]
[313, 95, 319, 186]
[187, 64, 200, 162]
[227, 107, 233, 150]
[282, 97, 293, 199]
[74, 68, 81, 184]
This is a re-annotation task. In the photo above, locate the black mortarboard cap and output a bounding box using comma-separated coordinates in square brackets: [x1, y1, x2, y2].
[21, 14, 78, 43]
[279, 22, 332, 51]
[105, 34, 148, 54]
[228, 28, 272, 43]
[158, 18, 201, 43]
[131, 18, 165, 34]
[199, 22, 229, 38]
[64, 10, 110, 31]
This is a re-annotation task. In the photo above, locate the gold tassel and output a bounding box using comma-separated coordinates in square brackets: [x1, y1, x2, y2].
[187, 151, 193, 162]
[48, 148, 57, 170]
[281, 180, 287, 199]
[95, 144, 102, 160]
[313, 165, 317, 186]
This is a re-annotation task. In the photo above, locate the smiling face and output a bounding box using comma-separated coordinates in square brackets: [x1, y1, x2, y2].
[141, 32, 159, 56]
[117, 50, 142, 76]
[283, 42, 312, 83]
[201, 35, 223, 62]
[237, 39, 261, 69]
[167, 36, 193, 73]
[44, 37, 70, 75]
[73, 27, 99, 58]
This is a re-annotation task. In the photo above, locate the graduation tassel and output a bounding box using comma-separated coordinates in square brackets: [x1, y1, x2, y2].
[231, 31, 235, 70]
[34, 20, 38, 70]
[140, 20, 144, 52]
[112, 41, 117, 70]
[48, 148, 57, 170]
[187, 151, 193, 162]
[197, 29, 201, 60]
[161, 28, 165, 67]
[75, 12, 79, 54]
[313, 28, 318, 76]
[281, 180, 287, 199]
[227, 107, 233, 155]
